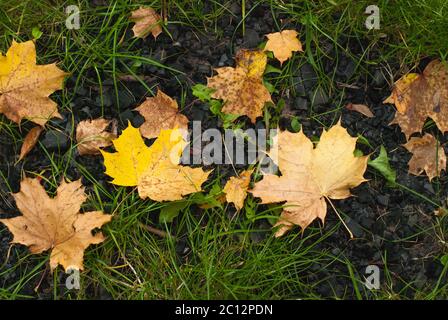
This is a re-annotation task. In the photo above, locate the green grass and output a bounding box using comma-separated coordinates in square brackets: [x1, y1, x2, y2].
[0, 0, 448, 299]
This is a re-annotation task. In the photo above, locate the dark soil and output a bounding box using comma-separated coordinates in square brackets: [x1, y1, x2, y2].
[0, 3, 447, 299]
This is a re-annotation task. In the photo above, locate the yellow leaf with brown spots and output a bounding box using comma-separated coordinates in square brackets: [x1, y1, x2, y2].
[223, 169, 253, 210]
[250, 122, 368, 237]
[0, 177, 111, 271]
[135, 90, 188, 139]
[130, 7, 162, 39]
[207, 49, 272, 123]
[403, 133, 446, 181]
[0, 40, 67, 126]
[384, 60, 448, 139]
[264, 30, 303, 65]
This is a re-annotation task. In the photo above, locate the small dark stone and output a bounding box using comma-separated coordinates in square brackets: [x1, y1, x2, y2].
[377, 194, 390, 207]
[299, 64, 317, 90]
[423, 182, 435, 194]
[94, 93, 113, 107]
[372, 69, 387, 87]
[336, 56, 356, 79]
[292, 97, 309, 111]
[197, 63, 211, 74]
[309, 87, 329, 106]
[218, 54, 229, 67]
[118, 90, 135, 110]
[345, 217, 365, 238]
[41, 130, 69, 151]
[242, 28, 260, 48]
[293, 77, 307, 96]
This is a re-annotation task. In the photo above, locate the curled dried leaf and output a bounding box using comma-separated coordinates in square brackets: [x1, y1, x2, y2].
[18, 126, 43, 161]
[403, 133, 446, 181]
[346, 103, 374, 118]
[76, 118, 118, 156]
[130, 7, 162, 39]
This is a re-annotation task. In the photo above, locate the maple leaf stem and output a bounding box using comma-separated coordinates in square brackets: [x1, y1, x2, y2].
[139, 222, 171, 239]
[325, 197, 354, 239]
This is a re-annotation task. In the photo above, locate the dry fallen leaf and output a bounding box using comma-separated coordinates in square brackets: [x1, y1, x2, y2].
[18, 126, 43, 161]
[101, 123, 211, 201]
[346, 103, 374, 118]
[135, 89, 188, 139]
[207, 49, 272, 123]
[403, 133, 446, 181]
[130, 7, 162, 39]
[384, 60, 448, 139]
[264, 30, 303, 65]
[435, 207, 447, 217]
[0, 40, 67, 126]
[0, 177, 111, 271]
[76, 118, 117, 156]
[223, 169, 253, 210]
[250, 121, 369, 237]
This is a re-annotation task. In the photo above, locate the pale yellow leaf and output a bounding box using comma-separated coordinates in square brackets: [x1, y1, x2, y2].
[264, 30, 303, 65]
[223, 169, 253, 210]
[250, 122, 368, 237]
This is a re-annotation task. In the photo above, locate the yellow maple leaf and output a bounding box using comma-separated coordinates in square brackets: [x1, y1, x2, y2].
[223, 169, 253, 210]
[207, 49, 272, 123]
[403, 133, 446, 181]
[384, 60, 448, 139]
[101, 123, 211, 201]
[264, 30, 303, 65]
[250, 122, 369, 237]
[101, 122, 153, 186]
[135, 89, 189, 139]
[0, 177, 111, 271]
[0, 40, 67, 126]
[130, 7, 162, 39]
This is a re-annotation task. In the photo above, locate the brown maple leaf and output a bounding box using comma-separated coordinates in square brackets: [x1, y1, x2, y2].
[0, 178, 111, 271]
[207, 49, 272, 123]
[76, 118, 117, 156]
[264, 30, 303, 65]
[384, 60, 448, 139]
[250, 122, 368, 237]
[0, 40, 67, 126]
[135, 90, 188, 139]
[403, 133, 446, 181]
[130, 7, 162, 39]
